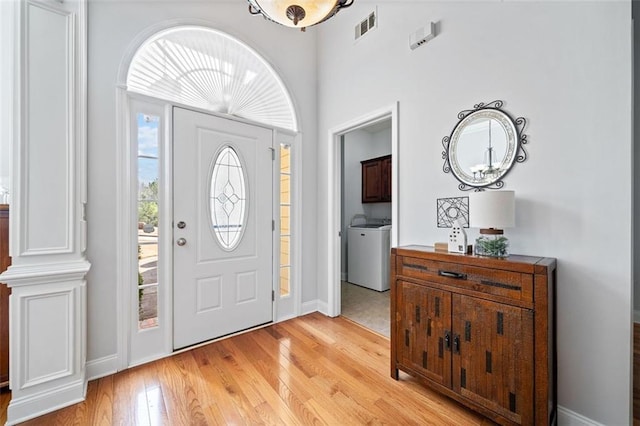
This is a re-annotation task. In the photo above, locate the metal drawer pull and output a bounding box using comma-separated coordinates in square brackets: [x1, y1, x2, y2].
[438, 270, 467, 279]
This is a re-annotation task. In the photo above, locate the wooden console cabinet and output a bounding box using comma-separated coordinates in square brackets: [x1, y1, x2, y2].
[0, 205, 9, 389]
[361, 155, 391, 203]
[391, 246, 556, 425]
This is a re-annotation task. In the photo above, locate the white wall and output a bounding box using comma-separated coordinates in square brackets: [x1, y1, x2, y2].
[317, 2, 632, 424]
[87, 1, 318, 365]
[341, 127, 391, 275]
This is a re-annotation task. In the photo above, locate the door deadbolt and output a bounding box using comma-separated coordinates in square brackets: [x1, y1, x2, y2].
[177, 221, 186, 229]
[176, 238, 187, 246]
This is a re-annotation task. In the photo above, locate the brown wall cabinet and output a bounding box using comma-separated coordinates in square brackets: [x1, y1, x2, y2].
[0, 205, 9, 388]
[391, 246, 556, 425]
[361, 155, 391, 203]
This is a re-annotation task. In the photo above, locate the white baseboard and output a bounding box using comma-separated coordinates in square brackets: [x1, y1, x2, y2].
[301, 299, 330, 316]
[6, 379, 85, 425]
[557, 405, 605, 426]
[86, 354, 119, 381]
[301, 300, 318, 315]
[634, 309, 640, 323]
[276, 313, 297, 323]
[317, 300, 329, 316]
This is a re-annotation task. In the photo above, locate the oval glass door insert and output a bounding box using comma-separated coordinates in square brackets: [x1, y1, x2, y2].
[210, 145, 247, 250]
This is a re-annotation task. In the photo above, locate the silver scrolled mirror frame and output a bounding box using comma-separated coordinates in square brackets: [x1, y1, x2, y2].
[442, 100, 528, 191]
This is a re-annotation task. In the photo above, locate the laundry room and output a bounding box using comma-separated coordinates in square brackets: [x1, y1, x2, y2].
[340, 118, 392, 336]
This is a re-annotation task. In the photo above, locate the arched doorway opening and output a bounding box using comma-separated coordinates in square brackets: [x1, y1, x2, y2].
[118, 25, 300, 366]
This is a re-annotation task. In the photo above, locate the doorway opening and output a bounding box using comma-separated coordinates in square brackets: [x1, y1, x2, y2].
[119, 24, 301, 368]
[326, 103, 399, 323]
[340, 120, 392, 336]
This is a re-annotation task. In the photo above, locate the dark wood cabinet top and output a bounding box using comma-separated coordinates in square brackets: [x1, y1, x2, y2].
[392, 245, 556, 274]
[360, 154, 391, 164]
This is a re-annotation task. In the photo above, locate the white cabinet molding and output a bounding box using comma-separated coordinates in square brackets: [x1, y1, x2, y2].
[2, 263, 89, 424]
[20, 0, 75, 257]
[0, 0, 89, 423]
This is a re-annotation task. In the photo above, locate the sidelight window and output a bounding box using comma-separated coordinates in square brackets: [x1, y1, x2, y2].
[280, 144, 291, 296]
[136, 113, 160, 329]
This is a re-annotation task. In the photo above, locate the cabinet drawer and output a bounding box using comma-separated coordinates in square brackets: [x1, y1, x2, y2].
[398, 256, 533, 304]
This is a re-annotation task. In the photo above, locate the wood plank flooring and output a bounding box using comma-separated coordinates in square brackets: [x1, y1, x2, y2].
[2, 313, 493, 425]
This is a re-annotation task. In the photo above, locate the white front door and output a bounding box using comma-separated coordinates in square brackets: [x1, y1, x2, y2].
[173, 107, 274, 350]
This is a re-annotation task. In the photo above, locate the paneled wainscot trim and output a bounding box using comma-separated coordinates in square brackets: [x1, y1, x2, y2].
[0, 260, 90, 425]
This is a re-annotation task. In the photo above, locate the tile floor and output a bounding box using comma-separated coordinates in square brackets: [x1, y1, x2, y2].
[341, 281, 390, 337]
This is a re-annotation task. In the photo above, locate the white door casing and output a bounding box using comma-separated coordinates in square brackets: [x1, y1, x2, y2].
[327, 103, 399, 317]
[172, 107, 273, 349]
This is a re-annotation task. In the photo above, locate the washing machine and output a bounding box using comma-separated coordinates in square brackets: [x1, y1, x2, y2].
[347, 224, 391, 291]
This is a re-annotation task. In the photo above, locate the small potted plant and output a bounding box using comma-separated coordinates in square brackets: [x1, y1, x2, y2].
[474, 234, 509, 258]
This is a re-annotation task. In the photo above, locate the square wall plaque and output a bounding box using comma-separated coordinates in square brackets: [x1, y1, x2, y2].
[437, 196, 469, 228]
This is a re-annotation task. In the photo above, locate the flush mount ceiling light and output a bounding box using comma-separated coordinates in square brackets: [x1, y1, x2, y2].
[248, 0, 354, 31]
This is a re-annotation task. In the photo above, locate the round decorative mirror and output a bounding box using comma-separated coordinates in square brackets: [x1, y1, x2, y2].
[442, 100, 527, 190]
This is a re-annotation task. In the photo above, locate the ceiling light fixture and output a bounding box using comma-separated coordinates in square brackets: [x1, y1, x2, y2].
[248, 0, 354, 31]
[470, 119, 502, 182]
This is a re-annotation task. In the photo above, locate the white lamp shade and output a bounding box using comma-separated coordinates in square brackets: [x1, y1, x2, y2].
[252, 1, 340, 28]
[469, 190, 515, 229]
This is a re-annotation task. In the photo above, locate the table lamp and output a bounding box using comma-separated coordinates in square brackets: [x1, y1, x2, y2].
[469, 190, 515, 257]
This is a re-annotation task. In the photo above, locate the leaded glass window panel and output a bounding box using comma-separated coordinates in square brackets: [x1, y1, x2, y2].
[210, 146, 247, 250]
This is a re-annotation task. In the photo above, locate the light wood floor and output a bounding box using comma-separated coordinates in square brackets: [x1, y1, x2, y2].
[1, 313, 493, 425]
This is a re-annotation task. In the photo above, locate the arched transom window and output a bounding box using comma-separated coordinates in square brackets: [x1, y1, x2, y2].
[127, 26, 298, 132]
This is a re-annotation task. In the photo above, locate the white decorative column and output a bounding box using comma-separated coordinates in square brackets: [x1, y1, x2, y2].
[0, 0, 89, 424]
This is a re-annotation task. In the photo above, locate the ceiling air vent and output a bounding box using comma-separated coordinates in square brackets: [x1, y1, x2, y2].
[355, 9, 377, 41]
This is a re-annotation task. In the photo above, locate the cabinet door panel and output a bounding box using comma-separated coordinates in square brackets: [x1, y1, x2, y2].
[381, 157, 391, 202]
[362, 161, 381, 202]
[452, 294, 534, 425]
[397, 281, 451, 387]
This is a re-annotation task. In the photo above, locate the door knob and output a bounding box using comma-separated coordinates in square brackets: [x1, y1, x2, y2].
[176, 238, 187, 246]
[177, 221, 186, 229]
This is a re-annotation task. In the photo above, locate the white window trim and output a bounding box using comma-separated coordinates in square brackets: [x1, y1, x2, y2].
[128, 97, 173, 366]
[274, 130, 301, 322]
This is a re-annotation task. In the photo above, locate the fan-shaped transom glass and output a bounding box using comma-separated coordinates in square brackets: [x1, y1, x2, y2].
[127, 26, 298, 132]
[210, 146, 247, 250]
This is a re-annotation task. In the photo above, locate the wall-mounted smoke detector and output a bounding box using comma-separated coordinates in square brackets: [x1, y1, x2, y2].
[410, 22, 436, 50]
[355, 9, 377, 41]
